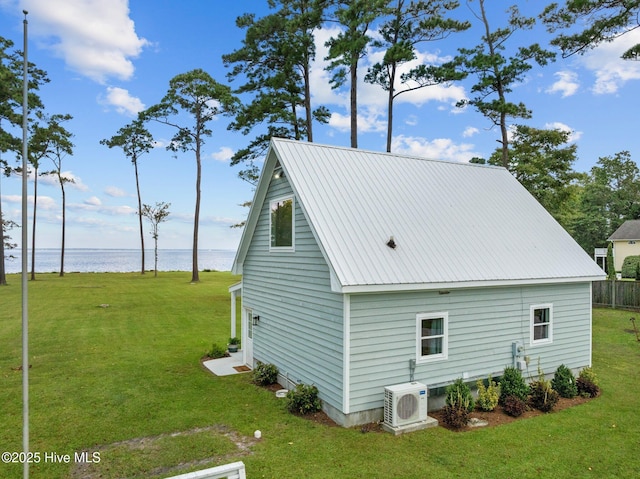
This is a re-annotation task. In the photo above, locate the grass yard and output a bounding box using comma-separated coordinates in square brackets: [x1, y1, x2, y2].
[1, 272, 639, 478]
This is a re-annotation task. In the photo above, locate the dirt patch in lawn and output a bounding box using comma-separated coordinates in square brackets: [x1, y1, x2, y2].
[70, 424, 257, 479]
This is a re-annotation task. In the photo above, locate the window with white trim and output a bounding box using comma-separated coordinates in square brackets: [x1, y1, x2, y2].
[531, 304, 553, 344]
[269, 196, 294, 250]
[417, 312, 448, 362]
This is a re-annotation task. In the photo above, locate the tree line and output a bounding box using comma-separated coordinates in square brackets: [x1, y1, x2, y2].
[2, 0, 639, 284]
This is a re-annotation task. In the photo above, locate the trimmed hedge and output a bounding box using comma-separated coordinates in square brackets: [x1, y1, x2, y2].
[621, 255, 640, 278]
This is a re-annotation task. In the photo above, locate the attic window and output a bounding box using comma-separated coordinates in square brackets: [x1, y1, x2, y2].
[270, 196, 294, 251]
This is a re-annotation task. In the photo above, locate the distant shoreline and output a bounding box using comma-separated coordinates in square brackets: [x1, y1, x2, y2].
[3, 249, 236, 274]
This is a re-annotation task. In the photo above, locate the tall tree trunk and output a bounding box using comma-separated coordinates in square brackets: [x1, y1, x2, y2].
[303, 61, 313, 142]
[386, 63, 397, 153]
[30, 170, 38, 280]
[134, 159, 145, 274]
[60, 179, 66, 277]
[350, 61, 358, 149]
[154, 233, 158, 278]
[192, 146, 201, 283]
[0, 172, 6, 286]
[291, 101, 301, 140]
[479, 0, 509, 168]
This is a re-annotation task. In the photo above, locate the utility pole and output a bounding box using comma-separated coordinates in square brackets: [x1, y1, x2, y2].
[22, 10, 30, 479]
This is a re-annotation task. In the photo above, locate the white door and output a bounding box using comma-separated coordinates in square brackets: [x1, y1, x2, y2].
[243, 307, 254, 368]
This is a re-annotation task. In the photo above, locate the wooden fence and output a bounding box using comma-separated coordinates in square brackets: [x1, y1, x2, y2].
[593, 280, 640, 310]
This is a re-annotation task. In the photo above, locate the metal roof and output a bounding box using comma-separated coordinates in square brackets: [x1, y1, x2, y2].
[234, 138, 605, 293]
[608, 220, 640, 241]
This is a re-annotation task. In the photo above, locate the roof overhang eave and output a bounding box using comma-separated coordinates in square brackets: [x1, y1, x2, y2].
[334, 275, 607, 294]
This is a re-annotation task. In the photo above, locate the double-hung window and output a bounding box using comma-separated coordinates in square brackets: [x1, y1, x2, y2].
[270, 196, 294, 251]
[531, 304, 553, 344]
[417, 313, 448, 362]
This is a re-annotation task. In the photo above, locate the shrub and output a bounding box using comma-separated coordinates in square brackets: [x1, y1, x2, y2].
[551, 364, 578, 399]
[503, 395, 528, 417]
[207, 343, 228, 359]
[446, 378, 475, 412]
[529, 378, 559, 412]
[577, 367, 601, 398]
[252, 361, 279, 386]
[621, 255, 640, 278]
[476, 375, 500, 412]
[442, 404, 470, 429]
[285, 384, 322, 415]
[499, 367, 529, 404]
[442, 378, 474, 429]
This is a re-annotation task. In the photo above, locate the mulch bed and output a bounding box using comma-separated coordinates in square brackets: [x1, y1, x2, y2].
[258, 382, 597, 432]
[431, 395, 595, 431]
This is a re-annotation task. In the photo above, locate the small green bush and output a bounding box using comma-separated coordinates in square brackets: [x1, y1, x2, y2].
[442, 378, 474, 429]
[476, 375, 500, 412]
[577, 367, 601, 398]
[551, 364, 578, 399]
[499, 367, 529, 404]
[207, 343, 228, 359]
[503, 395, 528, 417]
[252, 361, 279, 386]
[445, 378, 475, 412]
[621, 255, 640, 278]
[286, 384, 322, 415]
[529, 378, 559, 412]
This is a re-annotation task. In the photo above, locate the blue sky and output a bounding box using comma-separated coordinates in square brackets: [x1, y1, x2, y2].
[1, 0, 639, 251]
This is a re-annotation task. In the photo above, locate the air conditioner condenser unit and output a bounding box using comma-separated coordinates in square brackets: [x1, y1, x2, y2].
[383, 381, 428, 428]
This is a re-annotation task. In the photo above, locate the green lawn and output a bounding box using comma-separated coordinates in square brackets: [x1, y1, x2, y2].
[1, 272, 639, 478]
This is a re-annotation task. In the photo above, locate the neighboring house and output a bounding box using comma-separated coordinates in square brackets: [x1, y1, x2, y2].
[608, 220, 640, 272]
[230, 138, 605, 427]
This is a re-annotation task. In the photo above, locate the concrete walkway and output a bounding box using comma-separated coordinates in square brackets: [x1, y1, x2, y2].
[202, 352, 251, 376]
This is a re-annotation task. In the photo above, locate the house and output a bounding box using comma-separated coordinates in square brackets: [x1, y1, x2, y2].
[230, 138, 605, 427]
[608, 219, 640, 272]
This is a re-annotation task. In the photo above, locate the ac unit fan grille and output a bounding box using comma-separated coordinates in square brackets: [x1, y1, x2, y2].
[396, 393, 418, 420]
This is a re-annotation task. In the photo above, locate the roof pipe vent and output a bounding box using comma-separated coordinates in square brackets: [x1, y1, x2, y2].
[386, 236, 397, 249]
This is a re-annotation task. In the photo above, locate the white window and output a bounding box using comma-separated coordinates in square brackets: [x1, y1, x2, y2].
[416, 313, 448, 362]
[531, 304, 553, 344]
[269, 196, 294, 251]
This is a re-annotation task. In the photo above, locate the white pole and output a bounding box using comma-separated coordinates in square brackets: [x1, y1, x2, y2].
[22, 10, 30, 479]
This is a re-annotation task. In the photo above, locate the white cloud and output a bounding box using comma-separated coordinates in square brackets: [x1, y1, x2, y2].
[104, 186, 127, 197]
[26, 0, 149, 83]
[100, 87, 144, 115]
[544, 121, 583, 142]
[309, 26, 346, 106]
[69, 201, 136, 216]
[405, 115, 418, 126]
[84, 196, 102, 206]
[328, 106, 387, 134]
[1, 194, 56, 209]
[580, 29, 640, 94]
[311, 26, 467, 136]
[40, 171, 89, 191]
[211, 146, 234, 162]
[391, 135, 481, 163]
[462, 126, 479, 138]
[546, 71, 580, 97]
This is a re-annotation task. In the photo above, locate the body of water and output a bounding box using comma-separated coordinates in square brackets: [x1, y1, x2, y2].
[3, 249, 236, 274]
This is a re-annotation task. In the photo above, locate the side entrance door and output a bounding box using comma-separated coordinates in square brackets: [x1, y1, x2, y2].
[243, 307, 254, 368]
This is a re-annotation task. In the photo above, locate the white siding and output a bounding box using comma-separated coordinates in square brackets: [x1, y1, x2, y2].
[348, 283, 592, 412]
[242, 175, 344, 410]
